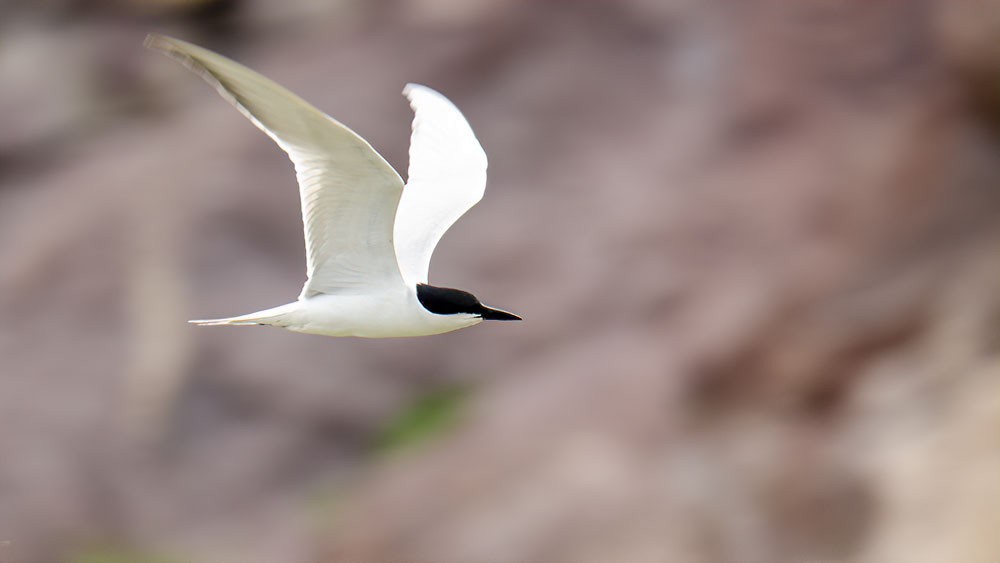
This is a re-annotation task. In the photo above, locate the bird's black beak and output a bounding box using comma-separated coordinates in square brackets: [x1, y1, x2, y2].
[479, 306, 522, 321]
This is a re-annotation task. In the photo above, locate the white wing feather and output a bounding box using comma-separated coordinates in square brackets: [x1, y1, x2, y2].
[394, 84, 488, 285]
[146, 35, 405, 297]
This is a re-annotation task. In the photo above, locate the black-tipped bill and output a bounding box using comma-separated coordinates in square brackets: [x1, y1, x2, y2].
[480, 306, 521, 321]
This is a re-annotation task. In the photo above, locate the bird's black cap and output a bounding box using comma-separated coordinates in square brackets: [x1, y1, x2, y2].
[417, 284, 521, 321]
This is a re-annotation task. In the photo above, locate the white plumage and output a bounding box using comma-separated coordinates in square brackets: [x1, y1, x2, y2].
[395, 83, 489, 286]
[146, 35, 519, 337]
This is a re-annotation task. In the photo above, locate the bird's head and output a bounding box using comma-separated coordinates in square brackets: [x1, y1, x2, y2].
[416, 284, 521, 321]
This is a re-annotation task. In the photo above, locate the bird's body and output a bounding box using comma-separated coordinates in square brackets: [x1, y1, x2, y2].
[147, 35, 519, 337]
[199, 287, 482, 338]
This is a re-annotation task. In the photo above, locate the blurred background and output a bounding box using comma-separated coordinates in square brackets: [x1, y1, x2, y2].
[2, 0, 1000, 561]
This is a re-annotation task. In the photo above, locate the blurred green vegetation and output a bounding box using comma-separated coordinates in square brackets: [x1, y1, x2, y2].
[373, 384, 469, 456]
[302, 385, 471, 531]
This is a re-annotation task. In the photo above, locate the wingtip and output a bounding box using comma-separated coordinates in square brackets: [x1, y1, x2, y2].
[144, 33, 173, 52]
[402, 83, 437, 100]
[144, 34, 201, 61]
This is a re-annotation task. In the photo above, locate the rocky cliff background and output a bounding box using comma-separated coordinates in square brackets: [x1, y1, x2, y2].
[1, 1, 1000, 562]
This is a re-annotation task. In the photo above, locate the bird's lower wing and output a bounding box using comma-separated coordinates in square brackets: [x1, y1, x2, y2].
[146, 35, 406, 297]
[393, 84, 488, 286]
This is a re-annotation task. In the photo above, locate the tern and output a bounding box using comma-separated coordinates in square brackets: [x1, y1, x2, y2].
[146, 35, 520, 337]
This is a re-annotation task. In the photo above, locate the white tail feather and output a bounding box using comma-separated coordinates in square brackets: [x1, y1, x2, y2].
[188, 318, 262, 326]
[188, 303, 298, 327]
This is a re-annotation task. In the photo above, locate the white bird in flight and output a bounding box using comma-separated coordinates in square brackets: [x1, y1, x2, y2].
[146, 35, 520, 337]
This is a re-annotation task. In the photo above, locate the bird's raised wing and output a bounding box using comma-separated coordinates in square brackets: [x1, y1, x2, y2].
[393, 84, 488, 285]
[146, 35, 405, 297]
